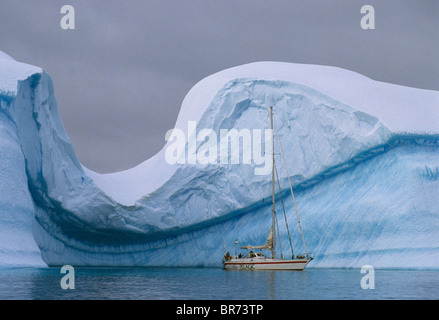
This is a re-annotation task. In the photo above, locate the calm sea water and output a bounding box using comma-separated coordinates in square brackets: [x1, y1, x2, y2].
[0, 267, 437, 300]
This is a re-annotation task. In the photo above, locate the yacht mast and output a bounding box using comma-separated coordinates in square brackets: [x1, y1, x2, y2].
[270, 106, 276, 259]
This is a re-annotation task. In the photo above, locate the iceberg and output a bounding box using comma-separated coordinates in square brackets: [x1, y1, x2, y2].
[0, 50, 438, 268]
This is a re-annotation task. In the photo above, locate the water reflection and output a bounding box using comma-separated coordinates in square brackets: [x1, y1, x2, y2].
[0, 267, 437, 300]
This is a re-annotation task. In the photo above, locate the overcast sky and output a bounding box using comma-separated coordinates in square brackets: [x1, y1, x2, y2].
[1, 0, 438, 173]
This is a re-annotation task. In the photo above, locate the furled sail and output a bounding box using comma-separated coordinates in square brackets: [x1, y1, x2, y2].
[240, 227, 274, 250]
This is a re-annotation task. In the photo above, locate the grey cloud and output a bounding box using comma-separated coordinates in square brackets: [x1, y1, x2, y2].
[1, 0, 437, 172]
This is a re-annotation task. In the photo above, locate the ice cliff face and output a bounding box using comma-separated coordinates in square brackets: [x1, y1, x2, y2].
[0, 51, 438, 268]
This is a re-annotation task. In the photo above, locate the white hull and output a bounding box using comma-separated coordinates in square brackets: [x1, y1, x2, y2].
[223, 258, 312, 270]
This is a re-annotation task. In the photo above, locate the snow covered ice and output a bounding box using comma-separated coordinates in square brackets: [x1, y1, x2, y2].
[0, 50, 438, 268]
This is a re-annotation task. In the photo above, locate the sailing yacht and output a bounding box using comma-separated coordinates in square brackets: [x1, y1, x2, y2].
[223, 107, 312, 270]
